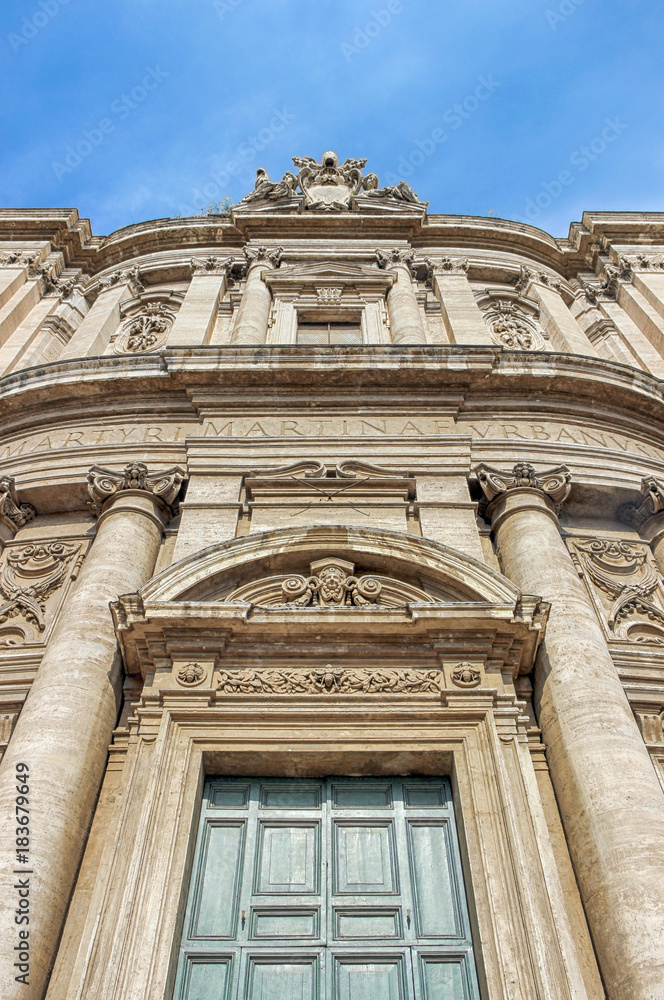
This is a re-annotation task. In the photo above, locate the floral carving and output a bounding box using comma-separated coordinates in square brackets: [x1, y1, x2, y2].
[476, 462, 572, 517]
[436, 257, 470, 274]
[621, 253, 664, 272]
[99, 266, 143, 295]
[87, 462, 186, 516]
[115, 303, 175, 354]
[0, 250, 39, 268]
[451, 663, 481, 688]
[0, 542, 79, 631]
[176, 662, 206, 686]
[375, 248, 415, 271]
[0, 477, 37, 530]
[483, 300, 547, 351]
[243, 245, 283, 270]
[281, 557, 382, 608]
[216, 666, 443, 695]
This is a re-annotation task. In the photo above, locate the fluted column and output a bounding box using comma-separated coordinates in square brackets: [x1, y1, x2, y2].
[477, 461, 664, 1000]
[231, 246, 281, 345]
[0, 476, 37, 553]
[619, 475, 664, 575]
[0, 461, 184, 1000]
[376, 248, 427, 344]
[60, 267, 142, 360]
[167, 257, 234, 346]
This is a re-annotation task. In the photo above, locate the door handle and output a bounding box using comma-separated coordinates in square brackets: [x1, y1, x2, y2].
[241, 910, 246, 929]
[406, 907, 411, 929]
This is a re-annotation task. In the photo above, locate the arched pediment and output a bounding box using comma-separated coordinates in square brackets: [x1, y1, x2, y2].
[140, 525, 521, 606]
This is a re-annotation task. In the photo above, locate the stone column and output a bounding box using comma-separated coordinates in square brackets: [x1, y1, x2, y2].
[619, 476, 664, 575]
[60, 267, 142, 360]
[431, 258, 491, 345]
[0, 476, 37, 553]
[0, 461, 184, 1000]
[518, 267, 599, 356]
[376, 248, 427, 344]
[167, 257, 234, 347]
[231, 247, 281, 345]
[476, 461, 664, 1000]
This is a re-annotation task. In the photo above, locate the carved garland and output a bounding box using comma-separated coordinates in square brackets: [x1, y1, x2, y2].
[216, 666, 443, 695]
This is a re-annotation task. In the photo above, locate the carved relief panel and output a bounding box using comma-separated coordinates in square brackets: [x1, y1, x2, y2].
[568, 537, 664, 645]
[0, 537, 88, 649]
[108, 289, 185, 355]
[475, 289, 548, 351]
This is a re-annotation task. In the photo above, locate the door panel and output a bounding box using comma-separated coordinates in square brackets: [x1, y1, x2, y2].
[407, 821, 460, 938]
[333, 822, 397, 894]
[192, 822, 245, 938]
[255, 822, 319, 895]
[174, 778, 481, 1000]
[334, 956, 408, 1000]
[244, 955, 319, 1000]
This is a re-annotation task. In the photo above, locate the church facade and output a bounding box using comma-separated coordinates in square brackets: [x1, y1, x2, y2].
[0, 152, 663, 999]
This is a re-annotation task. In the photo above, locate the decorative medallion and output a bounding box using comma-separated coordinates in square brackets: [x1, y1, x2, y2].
[483, 299, 547, 351]
[451, 663, 482, 688]
[176, 662, 206, 686]
[114, 303, 175, 354]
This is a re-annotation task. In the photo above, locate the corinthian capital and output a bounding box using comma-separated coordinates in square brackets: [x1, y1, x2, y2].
[375, 247, 415, 270]
[190, 255, 235, 276]
[243, 246, 283, 269]
[0, 477, 37, 530]
[87, 462, 186, 516]
[475, 462, 571, 518]
[618, 476, 664, 530]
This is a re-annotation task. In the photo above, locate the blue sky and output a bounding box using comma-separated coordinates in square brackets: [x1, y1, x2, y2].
[1, 0, 662, 237]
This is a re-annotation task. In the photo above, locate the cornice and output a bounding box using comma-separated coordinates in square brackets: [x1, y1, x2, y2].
[0, 346, 663, 433]
[2, 209, 661, 284]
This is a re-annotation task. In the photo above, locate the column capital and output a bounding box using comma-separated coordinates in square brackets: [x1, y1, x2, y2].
[618, 476, 664, 539]
[87, 462, 186, 520]
[0, 476, 37, 540]
[475, 462, 571, 523]
[243, 245, 283, 271]
[190, 255, 240, 278]
[375, 247, 415, 272]
[96, 265, 144, 296]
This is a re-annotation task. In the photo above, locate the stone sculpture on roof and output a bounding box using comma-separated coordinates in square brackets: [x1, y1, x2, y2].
[238, 149, 427, 213]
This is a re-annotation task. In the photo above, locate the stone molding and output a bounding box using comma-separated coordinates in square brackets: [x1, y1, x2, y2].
[87, 462, 186, 517]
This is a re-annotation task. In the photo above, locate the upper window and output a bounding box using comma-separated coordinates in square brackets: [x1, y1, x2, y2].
[297, 321, 363, 346]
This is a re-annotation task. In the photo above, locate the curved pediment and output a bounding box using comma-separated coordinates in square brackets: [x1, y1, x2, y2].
[140, 525, 521, 606]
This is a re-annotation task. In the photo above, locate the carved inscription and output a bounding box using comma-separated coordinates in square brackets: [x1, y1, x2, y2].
[1, 417, 663, 461]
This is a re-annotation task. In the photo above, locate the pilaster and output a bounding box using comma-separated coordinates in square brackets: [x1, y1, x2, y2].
[60, 267, 142, 360]
[432, 258, 491, 345]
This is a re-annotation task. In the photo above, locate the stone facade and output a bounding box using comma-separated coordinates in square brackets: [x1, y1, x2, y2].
[0, 152, 663, 999]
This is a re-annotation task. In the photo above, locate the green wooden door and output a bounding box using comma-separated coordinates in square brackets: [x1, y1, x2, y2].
[174, 778, 481, 1000]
